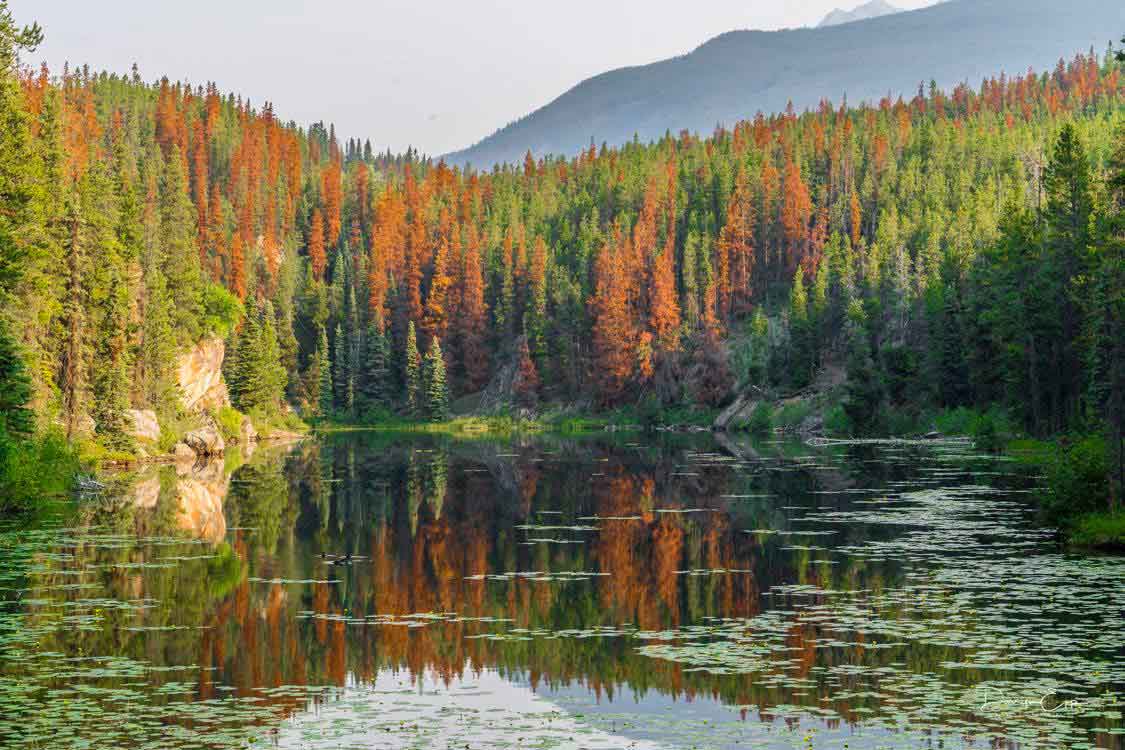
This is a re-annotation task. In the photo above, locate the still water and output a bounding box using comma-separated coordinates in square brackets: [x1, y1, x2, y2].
[0, 432, 1122, 749]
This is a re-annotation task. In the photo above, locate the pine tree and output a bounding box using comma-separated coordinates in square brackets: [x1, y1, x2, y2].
[0, 6, 42, 299]
[358, 315, 391, 414]
[404, 321, 421, 415]
[1040, 123, 1095, 427]
[317, 325, 333, 418]
[333, 321, 353, 417]
[230, 302, 287, 415]
[422, 337, 449, 422]
[0, 318, 33, 439]
[159, 146, 203, 339]
[842, 303, 883, 436]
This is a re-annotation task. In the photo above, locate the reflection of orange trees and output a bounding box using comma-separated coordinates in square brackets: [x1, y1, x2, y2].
[201, 461, 777, 707]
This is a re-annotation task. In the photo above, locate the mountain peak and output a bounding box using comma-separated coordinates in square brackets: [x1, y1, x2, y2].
[817, 0, 901, 28]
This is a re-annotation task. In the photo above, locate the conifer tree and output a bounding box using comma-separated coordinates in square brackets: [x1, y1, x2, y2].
[317, 325, 333, 418]
[0, 4, 42, 299]
[333, 321, 353, 417]
[159, 146, 203, 339]
[422, 337, 449, 422]
[230, 301, 286, 415]
[404, 321, 421, 415]
[358, 315, 391, 413]
[0, 318, 33, 439]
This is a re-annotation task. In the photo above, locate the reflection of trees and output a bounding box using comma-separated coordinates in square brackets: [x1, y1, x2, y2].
[9, 434, 1025, 742]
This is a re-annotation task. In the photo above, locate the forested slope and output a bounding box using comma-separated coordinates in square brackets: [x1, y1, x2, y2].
[0, 2, 1122, 480]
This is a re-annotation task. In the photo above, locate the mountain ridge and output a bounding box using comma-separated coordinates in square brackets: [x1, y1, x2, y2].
[818, 0, 901, 28]
[444, 0, 1123, 167]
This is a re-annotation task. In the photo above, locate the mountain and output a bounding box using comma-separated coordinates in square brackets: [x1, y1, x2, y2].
[444, 0, 1122, 167]
[818, 0, 901, 28]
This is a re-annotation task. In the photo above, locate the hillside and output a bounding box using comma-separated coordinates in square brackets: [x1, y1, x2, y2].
[444, 0, 1123, 166]
[818, 1, 901, 29]
[0, 0, 1122, 498]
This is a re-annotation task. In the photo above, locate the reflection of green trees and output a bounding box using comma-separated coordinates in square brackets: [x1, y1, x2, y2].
[4, 433, 1077, 745]
[226, 453, 294, 553]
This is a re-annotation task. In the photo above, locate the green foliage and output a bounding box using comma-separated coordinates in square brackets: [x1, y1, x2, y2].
[404, 322, 421, 416]
[824, 403, 849, 435]
[230, 302, 288, 416]
[842, 324, 883, 437]
[747, 402, 774, 436]
[215, 406, 245, 442]
[0, 318, 33, 438]
[1043, 435, 1110, 528]
[0, 428, 78, 512]
[1067, 511, 1125, 550]
[357, 320, 391, 414]
[422, 338, 450, 423]
[316, 326, 332, 419]
[774, 400, 814, 431]
[200, 283, 243, 339]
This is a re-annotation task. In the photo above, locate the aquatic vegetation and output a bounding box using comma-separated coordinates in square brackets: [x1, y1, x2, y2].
[0, 434, 1121, 749]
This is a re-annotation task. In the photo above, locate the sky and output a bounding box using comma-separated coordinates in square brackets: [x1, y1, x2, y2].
[11, 0, 938, 157]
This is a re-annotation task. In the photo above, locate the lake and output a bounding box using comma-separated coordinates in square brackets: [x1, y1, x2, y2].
[1, 432, 1122, 749]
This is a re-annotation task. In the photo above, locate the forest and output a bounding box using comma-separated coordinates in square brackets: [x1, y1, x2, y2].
[0, 3, 1121, 532]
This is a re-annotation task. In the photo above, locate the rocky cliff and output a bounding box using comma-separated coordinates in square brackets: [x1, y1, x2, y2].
[177, 337, 231, 413]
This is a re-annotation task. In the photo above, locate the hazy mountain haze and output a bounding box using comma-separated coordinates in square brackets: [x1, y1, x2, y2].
[11, 0, 937, 157]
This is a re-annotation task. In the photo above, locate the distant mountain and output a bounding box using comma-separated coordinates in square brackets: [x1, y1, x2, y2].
[444, 0, 1123, 167]
[818, 0, 901, 28]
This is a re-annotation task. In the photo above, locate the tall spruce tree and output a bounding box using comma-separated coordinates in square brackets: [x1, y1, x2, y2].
[422, 337, 449, 422]
[404, 321, 421, 416]
[317, 325, 333, 419]
[358, 316, 391, 414]
[159, 146, 203, 339]
[0, 318, 33, 439]
[333, 322, 352, 417]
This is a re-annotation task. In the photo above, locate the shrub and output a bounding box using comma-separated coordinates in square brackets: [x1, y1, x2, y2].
[1043, 435, 1109, 528]
[1068, 512, 1125, 550]
[215, 406, 244, 442]
[746, 402, 773, 435]
[972, 410, 1007, 452]
[200, 283, 244, 339]
[775, 400, 813, 431]
[824, 404, 850, 435]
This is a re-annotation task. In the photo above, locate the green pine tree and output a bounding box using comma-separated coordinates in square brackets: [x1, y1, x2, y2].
[422, 337, 449, 423]
[404, 321, 421, 416]
[317, 325, 333, 419]
[0, 318, 33, 439]
[358, 316, 391, 415]
[159, 146, 203, 340]
[333, 322, 352, 417]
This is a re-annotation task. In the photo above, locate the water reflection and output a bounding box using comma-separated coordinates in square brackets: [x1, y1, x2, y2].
[0, 433, 1122, 749]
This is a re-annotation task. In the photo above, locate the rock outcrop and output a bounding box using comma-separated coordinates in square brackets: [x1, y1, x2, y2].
[180, 422, 225, 457]
[177, 337, 231, 413]
[125, 409, 161, 443]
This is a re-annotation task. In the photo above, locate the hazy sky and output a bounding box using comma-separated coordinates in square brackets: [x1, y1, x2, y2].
[12, 1, 938, 156]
